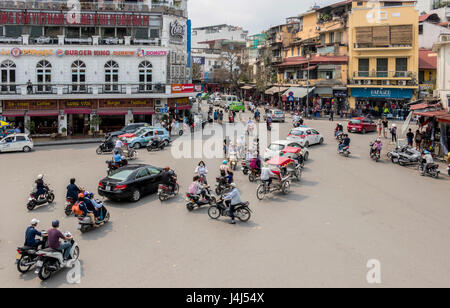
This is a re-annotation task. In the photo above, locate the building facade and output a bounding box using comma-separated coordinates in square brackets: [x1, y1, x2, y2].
[0, 0, 195, 136]
[347, 0, 419, 115]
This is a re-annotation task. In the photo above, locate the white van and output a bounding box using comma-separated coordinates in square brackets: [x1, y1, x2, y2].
[219, 95, 240, 109]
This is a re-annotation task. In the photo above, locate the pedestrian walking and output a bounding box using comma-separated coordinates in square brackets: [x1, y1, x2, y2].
[377, 119, 383, 138]
[415, 130, 422, 150]
[406, 129, 414, 147]
[390, 124, 397, 143]
[382, 117, 389, 138]
[329, 108, 334, 121]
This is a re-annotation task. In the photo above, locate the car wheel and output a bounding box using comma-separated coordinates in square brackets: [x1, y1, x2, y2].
[304, 141, 309, 148]
[131, 189, 141, 202]
[362, 129, 366, 134]
[23, 146, 31, 153]
[304, 152, 309, 161]
[319, 138, 324, 145]
[134, 143, 141, 149]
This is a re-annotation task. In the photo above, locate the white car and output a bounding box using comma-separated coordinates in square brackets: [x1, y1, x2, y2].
[287, 127, 324, 147]
[263, 140, 309, 161]
[0, 133, 34, 153]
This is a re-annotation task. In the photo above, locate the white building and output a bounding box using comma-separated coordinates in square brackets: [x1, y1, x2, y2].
[0, 0, 195, 136]
[191, 24, 248, 50]
[419, 13, 450, 49]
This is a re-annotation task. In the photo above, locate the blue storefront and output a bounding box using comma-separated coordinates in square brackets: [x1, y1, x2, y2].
[350, 87, 414, 100]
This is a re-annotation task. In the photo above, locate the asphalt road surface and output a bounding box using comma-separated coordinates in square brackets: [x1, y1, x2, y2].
[0, 110, 449, 288]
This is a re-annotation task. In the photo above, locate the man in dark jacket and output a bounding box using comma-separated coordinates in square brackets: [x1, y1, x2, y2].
[66, 178, 81, 201]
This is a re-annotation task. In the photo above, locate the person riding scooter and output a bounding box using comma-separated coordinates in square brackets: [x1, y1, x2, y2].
[335, 123, 344, 137]
[66, 178, 81, 202]
[421, 150, 434, 175]
[371, 138, 383, 156]
[165, 167, 177, 193]
[338, 134, 351, 152]
[223, 183, 242, 225]
[34, 174, 48, 200]
[76, 193, 99, 228]
[24, 219, 46, 249]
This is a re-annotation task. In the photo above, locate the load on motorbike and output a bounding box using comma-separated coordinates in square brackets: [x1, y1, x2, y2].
[72, 193, 110, 233]
[281, 146, 305, 169]
[256, 157, 291, 200]
[370, 139, 383, 162]
[387, 144, 421, 166]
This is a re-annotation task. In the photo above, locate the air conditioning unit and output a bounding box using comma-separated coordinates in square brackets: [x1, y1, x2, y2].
[363, 80, 371, 85]
[170, 52, 176, 64]
[176, 53, 181, 64]
[155, 100, 163, 108]
[170, 65, 176, 78]
[398, 80, 407, 86]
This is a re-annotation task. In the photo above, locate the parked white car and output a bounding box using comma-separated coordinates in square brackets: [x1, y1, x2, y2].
[287, 127, 324, 147]
[263, 139, 309, 161]
[0, 134, 34, 153]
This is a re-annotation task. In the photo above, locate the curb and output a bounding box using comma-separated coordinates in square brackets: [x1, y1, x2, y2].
[34, 139, 103, 147]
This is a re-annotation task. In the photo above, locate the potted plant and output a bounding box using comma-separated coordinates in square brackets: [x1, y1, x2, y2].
[89, 115, 102, 136]
[25, 121, 36, 135]
[61, 127, 67, 137]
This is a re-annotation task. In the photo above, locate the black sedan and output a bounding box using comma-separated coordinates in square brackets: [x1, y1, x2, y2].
[98, 164, 171, 202]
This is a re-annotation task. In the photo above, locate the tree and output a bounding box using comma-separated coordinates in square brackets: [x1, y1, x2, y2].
[192, 63, 202, 81]
[219, 43, 246, 90]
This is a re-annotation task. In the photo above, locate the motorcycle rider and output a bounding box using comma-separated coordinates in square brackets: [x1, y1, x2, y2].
[223, 183, 242, 225]
[114, 137, 123, 155]
[195, 161, 208, 184]
[421, 150, 434, 175]
[335, 123, 344, 137]
[24, 219, 45, 249]
[293, 113, 301, 127]
[189, 176, 207, 202]
[338, 134, 351, 152]
[260, 163, 275, 189]
[237, 136, 246, 158]
[77, 193, 99, 227]
[266, 115, 273, 130]
[165, 167, 177, 193]
[66, 178, 81, 202]
[47, 220, 72, 260]
[34, 174, 48, 200]
[254, 109, 261, 122]
[371, 138, 383, 156]
[219, 160, 233, 184]
[249, 155, 261, 173]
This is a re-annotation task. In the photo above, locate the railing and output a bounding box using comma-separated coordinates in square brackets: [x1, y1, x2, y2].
[354, 43, 412, 49]
[353, 71, 415, 78]
[0, 83, 168, 96]
[0, 36, 22, 44]
[0, 0, 185, 14]
[0, 35, 162, 46]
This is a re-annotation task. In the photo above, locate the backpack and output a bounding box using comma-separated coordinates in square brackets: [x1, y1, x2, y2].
[72, 201, 84, 216]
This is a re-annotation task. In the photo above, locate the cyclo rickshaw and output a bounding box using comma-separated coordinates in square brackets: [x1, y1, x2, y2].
[256, 157, 292, 200]
[281, 146, 305, 172]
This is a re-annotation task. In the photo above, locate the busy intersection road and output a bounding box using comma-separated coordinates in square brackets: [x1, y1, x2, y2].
[0, 109, 449, 288]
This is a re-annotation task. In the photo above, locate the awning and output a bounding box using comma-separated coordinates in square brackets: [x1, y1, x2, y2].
[303, 65, 317, 71]
[64, 108, 92, 115]
[409, 103, 441, 111]
[413, 110, 449, 117]
[177, 105, 192, 110]
[240, 85, 255, 90]
[265, 86, 289, 95]
[2, 110, 25, 117]
[97, 109, 128, 116]
[436, 113, 450, 124]
[27, 110, 59, 117]
[132, 108, 155, 115]
[314, 87, 333, 96]
[282, 87, 315, 99]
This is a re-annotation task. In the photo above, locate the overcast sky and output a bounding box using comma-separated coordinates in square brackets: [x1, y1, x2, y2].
[188, 0, 339, 34]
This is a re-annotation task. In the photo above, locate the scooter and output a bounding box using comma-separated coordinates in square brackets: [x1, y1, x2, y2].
[106, 159, 128, 175]
[186, 186, 216, 211]
[34, 232, 79, 281]
[16, 231, 48, 273]
[387, 145, 421, 166]
[76, 205, 110, 233]
[96, 138, 115, 155]
[27, 186, 55, 211]
[241, 161, 250, 175]
[158, 182, 180, 202]
[248, 168, 261, 183]
[267, 122, 272, 131]
[369, 143, 381, 162]
[207, 197, 252, 222]
[146, 139, 168, 152]
[229, 152, 238, 171]
[418, 161, 440, 178]
[338, 146, 351, 158]
[64, 197, 76, 216]
[215, 176, 232, 195]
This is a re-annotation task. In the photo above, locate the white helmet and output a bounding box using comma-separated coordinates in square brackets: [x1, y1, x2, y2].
[31, 218, 39, 225]
[392, 124, 396, 127]
[37, 174, 43, 180]
[230, 182, 237, 188]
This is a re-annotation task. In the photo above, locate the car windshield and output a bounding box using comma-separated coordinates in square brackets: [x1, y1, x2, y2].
[274, 111, 284, 115]
[135, 129, 148, 137]
[350, 120, 361, 124]
[108, 169, 134, 181]
[269, 144, 285, 151]
[290, 130, 305, 136]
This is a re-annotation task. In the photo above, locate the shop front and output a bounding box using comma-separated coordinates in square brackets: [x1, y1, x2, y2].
[62, 100, 93, 136]
[1, 110, 25, 133]
[349, 87, 415, 119]
[168, 97, 192, 122]
[332, 87, 348, 114]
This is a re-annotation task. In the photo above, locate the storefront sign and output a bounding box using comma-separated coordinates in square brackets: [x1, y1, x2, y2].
[0, 11, 150, 26]
[350, 88, 413, 99]
[99, 99, 153, 108]
[171, 84, 194, 94]
[137, 49, 168, 57]
[192, 56, 205, 65]
[168, 97, 189, 107]
[63, 101, 93, 108]
[4, 100, 57, 110]
[333, 90, 348, 98]
[11, 48, 135, 57]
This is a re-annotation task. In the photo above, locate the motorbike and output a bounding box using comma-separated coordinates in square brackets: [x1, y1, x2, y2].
[387, 145, 421, 166]
[256, 176, 291, 200]
[336, 131, 344, 142]
[123, 145, 138, 160]
[34, 233, 79, 281]
[106, 159, 128, 175]
[447, 163, 450, 176]
[146, 139, 168, 152]
[418, 161, 440, 178]
[241, 161, 250, 175]
[338, 146, 351, 158]
[207, 197, 252, 222]
[96, 139, 115, 155]
[284, 164, 302, 181]
[16, 231, 48, 273]
[64, 197, 76, 216]
[215, 176, 232, 195]
[229, 152, 238, 171]
[76, 204, 110, 233]
[369, 143, 381, 162]
[27, 186, 55, 211]
[248, 168, 261, 183]
[158, 182, 180, 202]
[186, 186, 216, 211]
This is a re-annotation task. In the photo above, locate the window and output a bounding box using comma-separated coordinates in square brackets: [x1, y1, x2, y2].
[104, 60, 119, 92]
[81, 27, 95, 38]
[1, 60, 16, 93]
[134, 28, 148, 39]
[376, 58, 388, 77]
[147, 167, 161, 175]
[45, 27, 61, 38]
[357, 1, 363, 6]
[71, 60, 86, 93]
[103, 28, 115, 37]
[30, 26, 43, 38]
[419, 24, 423, 35]
[139, 61, 153, 92]
[329, 32, 334, 43]
[16, 136, 26, 141]
[320, 34, 326, 45]
[66, 27, 80, 38]
[395, 58, 408, 77]
[117, 28, 128, 39]
[150, 29, 160, 39]
[36, 60, 52, 93]
[358, 59, 369, 77]
[136, 168, 150, 179]
[5, 25, 22, 37]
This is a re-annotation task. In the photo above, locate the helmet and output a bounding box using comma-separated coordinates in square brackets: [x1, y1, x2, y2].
[230, 183, 237, 188]
[222, 160, 228, 164]
[37, 174, 43, 180]
[31, 218, 39, 225]
[164, 166, 170, 172]
[392, 124, 396, 127]
[78, 193, 85, 199]
[376, 138, 381, 142]
[423, 150, 430, 154]
[52, 220, 60, 228]
[114, 150, 119, 155]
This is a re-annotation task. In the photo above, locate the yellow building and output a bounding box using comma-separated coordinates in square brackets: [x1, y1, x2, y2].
[347, 0, 419, 113]
[419, 48, 437, 94]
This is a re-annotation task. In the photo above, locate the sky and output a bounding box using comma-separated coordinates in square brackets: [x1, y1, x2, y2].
[188, 0, 339, 34]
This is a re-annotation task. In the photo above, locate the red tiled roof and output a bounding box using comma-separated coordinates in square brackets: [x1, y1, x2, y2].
[410, 103, 441, 111]
[419, 14, 432, 22]
[419, 49, 437, 70]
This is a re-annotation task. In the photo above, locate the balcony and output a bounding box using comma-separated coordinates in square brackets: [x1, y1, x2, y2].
[0, 83, 168, 97]
[353, 71, 415, 79]
[271, 56, 283, 64]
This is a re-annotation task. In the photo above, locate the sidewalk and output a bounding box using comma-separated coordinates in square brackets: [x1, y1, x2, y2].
[34, 137, 103, 147]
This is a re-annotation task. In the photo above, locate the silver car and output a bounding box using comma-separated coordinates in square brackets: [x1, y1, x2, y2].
[264, 109, 285, 122]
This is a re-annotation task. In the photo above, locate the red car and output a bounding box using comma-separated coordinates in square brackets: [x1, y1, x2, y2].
[347, 117, 377, 134]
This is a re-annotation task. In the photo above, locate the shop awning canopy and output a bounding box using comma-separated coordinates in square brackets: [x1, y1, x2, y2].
[409, 103, 441, 111]
[97, 109, 128, 116]
[266, 156, 295, 168]
[1, 110, 25, 117]
[265, 86, 289, 95]
[64, 108, 92, 115]
[241, 85, 255, 90]
[413, 110, 449, 117]
[282, 87, 315, 98]
[437, 112, 450, 124]
[132, 108, 155, 115]
[27, 110, 59, 117]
